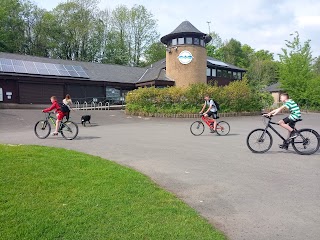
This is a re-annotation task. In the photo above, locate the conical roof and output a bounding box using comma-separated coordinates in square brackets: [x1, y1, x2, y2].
[161, 21, 211, 44]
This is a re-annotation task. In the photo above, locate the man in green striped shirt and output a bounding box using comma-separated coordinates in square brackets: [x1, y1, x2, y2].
[266, 93, 301, 140]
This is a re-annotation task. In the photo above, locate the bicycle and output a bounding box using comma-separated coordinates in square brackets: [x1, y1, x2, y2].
[190, 114, 230, 136]
[34, 112, 79, 140]
[246, 115, 320, 155]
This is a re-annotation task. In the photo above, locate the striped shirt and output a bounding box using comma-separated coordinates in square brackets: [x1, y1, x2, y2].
[284, 99, 301, 120]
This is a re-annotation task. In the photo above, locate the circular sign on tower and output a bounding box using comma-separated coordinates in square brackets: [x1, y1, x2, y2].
[178, 50, 193, 65]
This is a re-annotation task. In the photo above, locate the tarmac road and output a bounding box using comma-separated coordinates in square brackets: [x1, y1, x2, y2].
[1, 109, 320, 240]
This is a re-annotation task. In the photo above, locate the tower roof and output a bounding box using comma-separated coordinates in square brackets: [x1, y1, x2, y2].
[161, 21, 211, 44]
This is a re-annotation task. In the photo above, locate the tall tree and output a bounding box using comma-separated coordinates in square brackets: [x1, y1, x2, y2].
[278, 32, 314, 104]
[144, 42, 166, 65]
[0, 0, 25, 52]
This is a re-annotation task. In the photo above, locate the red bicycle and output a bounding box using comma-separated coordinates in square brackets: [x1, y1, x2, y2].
[190, 114, 230, 136]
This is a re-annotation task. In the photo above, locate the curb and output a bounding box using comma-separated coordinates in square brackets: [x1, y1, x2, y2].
[125, 111, 262, 118]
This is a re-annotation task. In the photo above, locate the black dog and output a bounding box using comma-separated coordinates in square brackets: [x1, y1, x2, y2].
[81, 115, 91, 126]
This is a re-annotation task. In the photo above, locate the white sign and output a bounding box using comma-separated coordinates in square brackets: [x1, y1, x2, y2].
[178, 50, 193, 64]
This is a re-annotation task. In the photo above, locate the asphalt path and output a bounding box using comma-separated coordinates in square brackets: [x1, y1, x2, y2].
[1, 109, 320, 240]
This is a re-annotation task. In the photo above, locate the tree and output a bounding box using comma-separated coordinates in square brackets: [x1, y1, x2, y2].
[278, 32, 314, 104]
[206, 31, 223, 59]
[143, 42, 166, 65]
[219, 38, 247, 68]
[313, 57, 320, 75]
[0, 0, 25, 53]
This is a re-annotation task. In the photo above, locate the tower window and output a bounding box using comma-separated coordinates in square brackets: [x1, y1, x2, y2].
[172, 39, 177, 45]
[178, 37, 185, 45]
[186, 37, 193, 45]
[194, 38, 200, 45]
[200, 39, 205, 46]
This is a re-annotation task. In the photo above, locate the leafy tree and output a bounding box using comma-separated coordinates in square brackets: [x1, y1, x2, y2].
[0, 0, 25, 52]
[312, 57, 320, 75]
[144, 42, 166, 66]
[278, 32, 314, 104]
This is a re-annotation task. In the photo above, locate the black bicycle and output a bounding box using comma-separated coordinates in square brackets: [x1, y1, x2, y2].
[247, 115, 320, 155]
[34, 112, 79, 140]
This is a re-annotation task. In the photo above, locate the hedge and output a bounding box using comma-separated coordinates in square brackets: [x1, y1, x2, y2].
[125, 80, 274, 115]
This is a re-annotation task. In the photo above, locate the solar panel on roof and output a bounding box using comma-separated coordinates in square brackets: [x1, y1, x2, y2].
[44, 63, 56, 70]
[48, 69, 61, 75]
[58, 70, 70, 76]
[2, 65, 14, 72]
[68, 70, 79, 77]
[37, 68, 49, 75]
[64, 65, 74, 71]
[208, 59, 229, 67]
[12, 60, 24, 66]
[0, 58, 12, 65]
[13, 65, 27, 73]
[0, 58, 89, 78]
[34, 62, 46, 69]
[54, 64, 66, 70]
[77, 71, 89, 78]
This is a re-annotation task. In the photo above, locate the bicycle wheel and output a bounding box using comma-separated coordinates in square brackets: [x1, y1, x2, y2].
[216, 121, 230, 136]
[34, 120, 51, 139]
[292, 129, 320, 155]
[190, 121, 205, 136]
[247, 128, 273, 153]
[60, 121, 79, 140]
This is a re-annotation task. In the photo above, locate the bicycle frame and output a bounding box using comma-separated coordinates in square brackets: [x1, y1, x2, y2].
[263, 118, 287, 142]
[201, 115, 215, 127]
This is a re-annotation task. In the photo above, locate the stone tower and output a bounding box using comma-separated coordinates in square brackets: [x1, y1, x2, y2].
[160, 21, 212, 87]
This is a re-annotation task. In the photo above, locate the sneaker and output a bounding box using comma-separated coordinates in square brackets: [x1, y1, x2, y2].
[51, 132, 58, 136]
[210, 128, 216, 133]
[288, 131, 299, 140]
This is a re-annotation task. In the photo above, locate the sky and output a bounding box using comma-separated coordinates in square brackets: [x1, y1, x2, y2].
[34, 0, 320, 58]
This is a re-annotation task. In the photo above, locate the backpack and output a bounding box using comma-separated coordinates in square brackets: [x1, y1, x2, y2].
[60, 103, 70, 113]
[210, 99, 220, 111]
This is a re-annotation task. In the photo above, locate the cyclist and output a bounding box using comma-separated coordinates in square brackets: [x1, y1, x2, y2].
[265, 93, 301, 148]
[43, 96, 66, 136]
[200, 94, 218, 133]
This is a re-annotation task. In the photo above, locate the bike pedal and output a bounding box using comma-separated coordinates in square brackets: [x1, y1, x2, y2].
[279, 144, 289, 150]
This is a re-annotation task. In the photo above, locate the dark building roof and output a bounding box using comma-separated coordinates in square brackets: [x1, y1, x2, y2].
[0, 52, 246, 85]
[137, 59, 173, 83]
[265, 82, 282, 92]
[0, 52, 146, 84]
[207, 56, 246, 72]
[161, 21, 211, 45]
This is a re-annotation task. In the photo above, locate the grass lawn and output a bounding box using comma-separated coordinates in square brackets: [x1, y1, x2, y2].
[0, 144, 226, 240]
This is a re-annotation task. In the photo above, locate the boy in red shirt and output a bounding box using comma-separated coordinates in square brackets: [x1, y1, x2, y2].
[43, 96, 66, 136]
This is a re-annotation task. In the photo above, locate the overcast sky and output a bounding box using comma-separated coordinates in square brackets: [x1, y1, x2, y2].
[34, 0, 320, 58]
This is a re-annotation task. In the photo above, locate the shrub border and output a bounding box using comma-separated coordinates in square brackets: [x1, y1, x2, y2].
[125, 110, 262, 118]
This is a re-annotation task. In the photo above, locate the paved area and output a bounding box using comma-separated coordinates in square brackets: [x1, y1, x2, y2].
[1, 109, 320, 240]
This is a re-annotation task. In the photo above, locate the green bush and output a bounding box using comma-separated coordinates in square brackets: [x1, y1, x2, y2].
[126, 80, 274, 115]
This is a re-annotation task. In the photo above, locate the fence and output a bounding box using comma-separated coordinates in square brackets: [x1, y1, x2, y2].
[73, 97, 124, 111]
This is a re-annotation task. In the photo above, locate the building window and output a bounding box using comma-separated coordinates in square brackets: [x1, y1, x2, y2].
[222, 70, 228, 78]
[212, 68, 217, 77]
[172, 38, 177, 46]
[200, 39, 205, 46]
[106, 87, 121, 101]
[206, 68, 211, 77]
[178, 37, 184, 45]
[228, 71, 232, 78]
[186, 37, 193, 45]
[167, 40, 172, 46]
[217, 69, 222, 77]
[233, 71, 238, 79]
[194, 38, 200, 45]
[237, 72, 242, 80]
